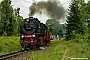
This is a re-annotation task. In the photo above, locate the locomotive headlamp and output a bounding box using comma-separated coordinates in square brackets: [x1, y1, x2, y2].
[27, 19, 29, 21]
[39, 26, 40, 28]
[21, 35, 24, 38]
[32, 34, 35, 37]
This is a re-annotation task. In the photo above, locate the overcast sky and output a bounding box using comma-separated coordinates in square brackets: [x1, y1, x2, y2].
[12, 0, 71, 23]
[12, 0, 71, 17]
[0, 0, 89, 23]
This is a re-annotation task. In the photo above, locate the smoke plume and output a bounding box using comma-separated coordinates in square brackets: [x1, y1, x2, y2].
[29, 0, 66, 21]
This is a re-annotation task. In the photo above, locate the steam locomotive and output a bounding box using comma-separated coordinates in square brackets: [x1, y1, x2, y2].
[20, 17, 51, 50]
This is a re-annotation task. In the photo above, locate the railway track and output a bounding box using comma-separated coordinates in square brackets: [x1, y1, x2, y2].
[0, 50, 25, 60]
[0, 47, 48, 60]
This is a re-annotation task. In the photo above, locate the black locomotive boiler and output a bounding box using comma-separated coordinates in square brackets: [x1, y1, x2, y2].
[20, 17, 51, 49]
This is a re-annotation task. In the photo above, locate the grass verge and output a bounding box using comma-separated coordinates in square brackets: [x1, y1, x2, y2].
[29, 40, 67, 60]
[29, 40, 90, 60]
[64, 40, 90, 60]
[0, 36, 22, 55]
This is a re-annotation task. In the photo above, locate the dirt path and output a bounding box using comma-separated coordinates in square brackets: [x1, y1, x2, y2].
[61, 49, 67, 60]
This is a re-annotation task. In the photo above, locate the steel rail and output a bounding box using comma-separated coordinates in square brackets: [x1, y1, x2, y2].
[0, 50, 25, 60]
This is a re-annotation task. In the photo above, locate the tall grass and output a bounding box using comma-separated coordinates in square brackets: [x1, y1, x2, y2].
[64, 33, 90, 60]
[29, 40, 67, 60]
[65, 40, 90, 60]
[0, 36, 22, 55]
[29, 34, 90, 60]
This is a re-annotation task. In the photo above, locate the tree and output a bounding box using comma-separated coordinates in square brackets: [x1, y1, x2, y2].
[0, 0, 14, 36]
[65, 0, 88, 40]
[0, 3, 3, 35]
[86, 1, 90, 33]
[0, 0, 23, 36]
[46, 19, 66, 38]
[86, 0, 90, 39]
[13, 8, 23, 35]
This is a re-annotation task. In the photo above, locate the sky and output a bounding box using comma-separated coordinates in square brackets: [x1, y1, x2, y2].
[0, 0, 89, 23]
[11, 0, 71, 17]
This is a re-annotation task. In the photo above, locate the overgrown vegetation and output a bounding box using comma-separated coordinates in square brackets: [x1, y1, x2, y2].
[0, 36, 21, 55]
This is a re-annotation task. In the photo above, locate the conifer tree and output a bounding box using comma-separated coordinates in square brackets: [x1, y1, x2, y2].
[0, 0, 23, 36]
[86, 1, 90, 33]
[65, 0, 88, 40]
[0, 3, 3, 35]
[0, 0, 14, 36]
